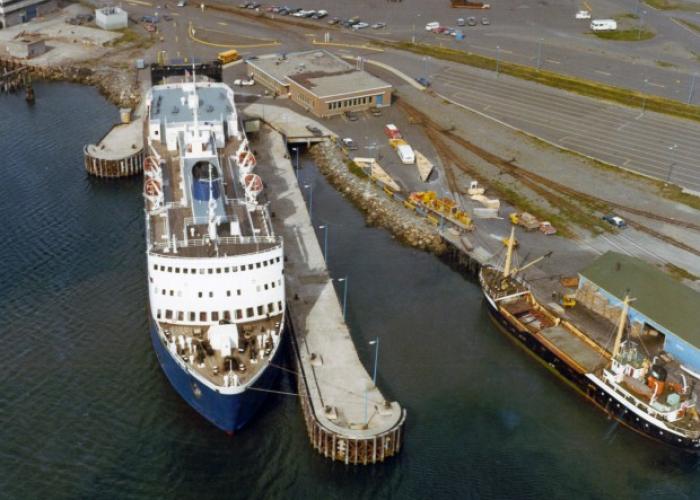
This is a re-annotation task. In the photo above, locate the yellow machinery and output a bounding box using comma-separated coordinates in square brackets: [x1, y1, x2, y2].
[509, 212, 520, 225]
[561, 295, 577, 308]
[408, 191, 473, 230]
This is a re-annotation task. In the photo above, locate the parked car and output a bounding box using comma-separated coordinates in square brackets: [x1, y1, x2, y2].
[575, 10, 591, 19]
[306, 124, 323, 136]
[247, 2, 260, 9]
[312, 10, 328, 19]
[342, 137, 358, 150]
[352, 22, 369, 29]
[328, 17, 340, 25]
[425, 21, 440, 31]
[341, 20, 354, 28]
[602, 215, 627, 228]
[369, 107, 382, 117]
[176, 0, 186, 6]
[371, 22, 386, 29]
[481, 16, 490, 25]
[433, 26, 447, 34]
[415, 77, 430, 87]
[344, 111, 359, 121]
[233, 78, 255, 86]
[467, 17, 477, 26]
[457, 17, 465, 26]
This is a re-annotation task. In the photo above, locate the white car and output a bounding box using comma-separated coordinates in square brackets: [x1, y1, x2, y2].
[233, 78, 255, 86]
[352, 22, 369, 29]
[575, 10, 591, 20]
[425, 21, 440, 31]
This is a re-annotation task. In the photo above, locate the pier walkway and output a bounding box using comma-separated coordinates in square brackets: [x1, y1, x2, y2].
[256, 125, 406, 464]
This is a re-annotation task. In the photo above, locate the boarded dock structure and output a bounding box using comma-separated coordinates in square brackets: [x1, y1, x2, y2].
[83, 118, 144, 177]
[257, 128, 406, 464]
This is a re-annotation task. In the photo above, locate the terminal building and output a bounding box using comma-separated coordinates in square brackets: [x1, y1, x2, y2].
[95, 6, 128, 30]
[245, 50, 392, 118]
[0, 0, 56, 29]
[577, 251, 700, 374]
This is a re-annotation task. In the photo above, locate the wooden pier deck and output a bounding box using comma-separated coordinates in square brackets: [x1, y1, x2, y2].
[256, 125, 406, 464]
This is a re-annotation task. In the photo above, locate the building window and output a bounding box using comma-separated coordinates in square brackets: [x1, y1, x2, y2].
[224, 311, 231, 321]
[212, 311, 219, 322]
[232, 266, 238, 272]
[264, 284, 269, 290]
[278, 301, 283, 311]
[246, 307, 254, 318]
[191, 268, 196, 274]
[175, 268, 180, 273]
[227, 290, 231, 297]
[177, 311, 184, 321]
[237, 289, 241, 296]
[162, 289, 166, 295]
[189, 312, 196, 321]
[208, 269, 213, 274]
[257, 305, 264, 316]
[157, 309, 162, 319]
[256, 262, 261, 268]
[153, 264, 158, 270]
[209, 292, 213, 298]
[200, 312, 207, 322]
[165, 310, 173, 319]
[236, 309, 243, 319]
[169, 290, 174, 296]
[183, 268, 189, 274]
[167, 267, 172, 272]
[198, 292, 203, 298]
[268, 302, 275, 313]
[224, 267, 230, 273]
[216, 268, 221, 274]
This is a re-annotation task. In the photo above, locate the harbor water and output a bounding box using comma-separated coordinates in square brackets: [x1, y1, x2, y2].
[2, 82, 700, 499]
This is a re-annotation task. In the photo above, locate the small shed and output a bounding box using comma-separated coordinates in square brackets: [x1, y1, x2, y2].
[95, 6, 128, 30]
[578, 252, 700, 373]
[6, 37, 46, 59]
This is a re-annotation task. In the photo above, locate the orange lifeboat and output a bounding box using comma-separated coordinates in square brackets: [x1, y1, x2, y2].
[145, 178, 162, 198]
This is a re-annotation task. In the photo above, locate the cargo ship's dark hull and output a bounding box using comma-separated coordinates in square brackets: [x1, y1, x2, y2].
[482, 290, 700, 452]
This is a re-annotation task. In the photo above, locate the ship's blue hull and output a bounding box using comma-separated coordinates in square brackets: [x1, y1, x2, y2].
[150, 320, 282, 433]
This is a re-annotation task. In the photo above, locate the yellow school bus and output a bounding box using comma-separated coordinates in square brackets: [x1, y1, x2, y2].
[217, 49, 239, 64]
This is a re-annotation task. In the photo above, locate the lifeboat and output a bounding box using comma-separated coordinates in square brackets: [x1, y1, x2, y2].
[243, 173, 263, 204]
[239, 151, 257, 176]
[144, 156, 162, 178]
[144, 178, 163, 209]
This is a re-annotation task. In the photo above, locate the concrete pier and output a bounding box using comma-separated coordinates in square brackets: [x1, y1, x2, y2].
[83, 118, 144, 178]
[256, 125, 406, 464]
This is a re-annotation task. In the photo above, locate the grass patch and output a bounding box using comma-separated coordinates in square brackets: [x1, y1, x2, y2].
[106, 27, 155, 49]
[664, 262, 699, 281]
[645, 0, 698, 10]
[674, 17, 700, 33]
[656, 60, 676, 68]
[376, 41, 700, 123]
[615, 12, 640, 19]
[592, 28, 655, 41]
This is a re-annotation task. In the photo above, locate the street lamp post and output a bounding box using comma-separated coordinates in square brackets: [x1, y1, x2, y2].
[536, 38, 543, 70]
[292, 147, 299, 181]
[667, 143, 678, 183]
[318, 224, 328, 263]
[336, 277, 348, 320]
[365, 337, 380, 425]
[688, 73, 698, 105]
[303, 183, 313, 219]
[641, 78, 649, 114]
[496, 45, 501, 77]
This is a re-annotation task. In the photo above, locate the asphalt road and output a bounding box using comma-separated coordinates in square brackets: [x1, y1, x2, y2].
[428, 63, 700, 191]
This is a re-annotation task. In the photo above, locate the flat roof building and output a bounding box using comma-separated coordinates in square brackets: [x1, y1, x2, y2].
[577, 252, 700, 374]
[246, 50, 392, 118]
[0, 0, 57, 29]
[6, 35, 45, 58]
[95, 6, 128, 30]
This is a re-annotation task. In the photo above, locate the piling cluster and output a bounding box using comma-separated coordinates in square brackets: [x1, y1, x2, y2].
[310, 141, 447, 255]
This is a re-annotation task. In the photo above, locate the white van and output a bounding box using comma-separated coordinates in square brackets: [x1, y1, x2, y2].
[590, 19, 617, 31]
[425, 21, 440, 31]
[396, 144, 415, 164]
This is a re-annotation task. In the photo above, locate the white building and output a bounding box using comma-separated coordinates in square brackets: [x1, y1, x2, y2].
[95, 6, 127, 30]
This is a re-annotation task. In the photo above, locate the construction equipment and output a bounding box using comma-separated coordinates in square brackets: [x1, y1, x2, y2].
[561, 294, 577, 308]
[539, 221, 557, 235]
[409, 191, 473, 230]
[509, 212, 539, 230]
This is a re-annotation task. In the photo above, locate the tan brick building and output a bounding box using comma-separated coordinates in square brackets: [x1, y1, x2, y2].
[246, 50, 392, 118]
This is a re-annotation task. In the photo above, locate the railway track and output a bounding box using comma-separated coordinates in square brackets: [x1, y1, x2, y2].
[398, 99, 700, 257]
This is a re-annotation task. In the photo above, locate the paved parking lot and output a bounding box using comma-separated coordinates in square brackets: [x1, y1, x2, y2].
[432, 65, 700, 192]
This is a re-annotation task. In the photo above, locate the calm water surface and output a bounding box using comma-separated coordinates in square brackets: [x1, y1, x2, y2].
[1, 82, 699, 499]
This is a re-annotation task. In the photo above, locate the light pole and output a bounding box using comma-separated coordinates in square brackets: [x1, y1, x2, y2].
[292, 147, 299, 181]
[370, 337, 379, 385]
[336, 277, 348, 320]
[303, 183, 313, 219]
[688, 73, 698, 105]
[318, 224, 328, 263]
[641, 78, 649, 114]
[422, 56, 428, 78]
[496, 45, 501, 77]
[536, 38, 543, 70]
[667, 143, 678, 183]
[637, 10, 647, 40]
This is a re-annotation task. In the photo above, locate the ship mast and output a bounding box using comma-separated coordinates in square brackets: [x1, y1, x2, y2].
[503, 226, 516, 278]
[611, 295, 632, 360]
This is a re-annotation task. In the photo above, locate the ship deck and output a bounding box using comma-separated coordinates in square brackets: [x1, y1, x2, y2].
[539, 324, 608, 373]
[147, 136, 279, 257]
[159, 314, 283, 386]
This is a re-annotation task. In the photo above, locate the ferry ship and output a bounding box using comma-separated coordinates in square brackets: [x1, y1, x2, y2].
[142, 73, 285, 433]
[479, 228, 700, 451]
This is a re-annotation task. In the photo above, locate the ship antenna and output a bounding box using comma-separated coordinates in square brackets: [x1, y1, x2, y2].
[503, 226, 516, 278]
[611, 293, 635, 360]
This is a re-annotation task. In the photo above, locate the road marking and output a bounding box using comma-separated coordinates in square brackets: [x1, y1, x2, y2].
[545, 58, 560, 64]
[594, 70, 611, 76]
[126, 0, 152, 5]
[671, 17, 700, 38]
[647, 81, 665, 88]
[483, 104, 491, 111]
[617, 121, 630, 131]
[217, 22, 228, 26]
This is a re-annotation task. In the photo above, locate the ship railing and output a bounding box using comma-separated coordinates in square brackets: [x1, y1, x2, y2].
[150, 235, 281, 253]
[605, 371, 700, 439]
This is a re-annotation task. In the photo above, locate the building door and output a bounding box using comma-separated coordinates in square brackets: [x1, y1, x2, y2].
[26, 7, 37, 20]
[375, 94, 383, 106]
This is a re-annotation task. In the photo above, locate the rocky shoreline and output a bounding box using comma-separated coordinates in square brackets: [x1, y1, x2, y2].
[310, 140, 447, 255]
[1, 56, 140, 108]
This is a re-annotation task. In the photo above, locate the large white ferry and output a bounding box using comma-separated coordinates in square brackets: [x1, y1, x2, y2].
[142, 73, 284, 432]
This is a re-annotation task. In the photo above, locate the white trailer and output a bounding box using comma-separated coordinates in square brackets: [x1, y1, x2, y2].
[590, 19, 617, 31]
